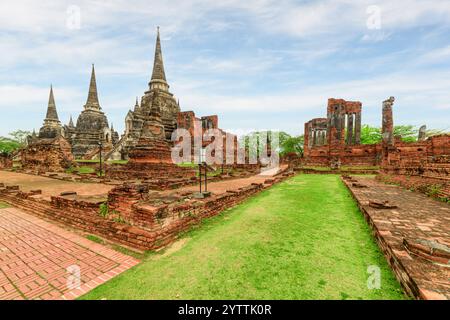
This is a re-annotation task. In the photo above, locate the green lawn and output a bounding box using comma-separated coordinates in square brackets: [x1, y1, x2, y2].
[81, 175, 405, 300]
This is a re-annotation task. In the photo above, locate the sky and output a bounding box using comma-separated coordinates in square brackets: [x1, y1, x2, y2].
[1, 0, 449, 138]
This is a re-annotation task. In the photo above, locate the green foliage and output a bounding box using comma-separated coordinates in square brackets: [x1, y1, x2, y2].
[393, 125, 418, 143]
[240, 131, 304, 157]
[99, 203, 109, 218]
[0, 137, 21, 155]
[360, 125, 421, 144]
[0, 202, 10, 209]
[360, 125, 382, 145]
[86, 234, 105, 244]
[8, 130, 31, 144]
[281, 135, 304, 157]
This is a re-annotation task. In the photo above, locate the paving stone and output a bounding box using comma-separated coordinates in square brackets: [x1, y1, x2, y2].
[0, 207, 139, 300]
[344, 176, 450, 300]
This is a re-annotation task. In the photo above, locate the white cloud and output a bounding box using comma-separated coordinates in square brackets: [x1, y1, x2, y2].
[1, 0, 450, 136]
[0, 85, 82, 107]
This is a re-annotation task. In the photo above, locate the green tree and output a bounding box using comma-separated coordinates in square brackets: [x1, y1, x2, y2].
[360, 125, 421, 144]
[360, 125, 381, 144]
[0, 137, 21, 156]
[240, 131, 292, 158]
[9, 130, 32, 145]
[280, 135, 304, 157]
[393, 125, 418, 143]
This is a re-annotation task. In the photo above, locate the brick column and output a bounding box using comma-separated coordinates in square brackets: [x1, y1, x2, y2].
[346, 113, 354, 145]
[355, 112, 361, 144]
[382, 97, 395, 146]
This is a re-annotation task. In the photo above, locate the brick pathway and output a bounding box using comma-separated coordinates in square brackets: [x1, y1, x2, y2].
[176, 165, 288, 195]
[343, 176, 450, 300]
[0, 207, 139, 300]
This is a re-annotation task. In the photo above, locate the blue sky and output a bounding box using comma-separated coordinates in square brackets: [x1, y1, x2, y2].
[1, 0, 449, 138]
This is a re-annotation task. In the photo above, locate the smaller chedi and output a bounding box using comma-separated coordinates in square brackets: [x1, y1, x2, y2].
[23, 86, 73, 172]
[70, 65, 119, 159]
[38, 85, 64, 139]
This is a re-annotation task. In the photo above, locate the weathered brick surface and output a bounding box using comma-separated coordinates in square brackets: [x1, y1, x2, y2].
[0, 207, 138, 300]
[0, 155, 12, 169]
[343, 176, 450, 300]
[20, 137, 74, 172]
[301, 98, 449, 184]
[0, 171, 295, 251]
[303, 98, 380, 167]
[380, 135, 450, 199]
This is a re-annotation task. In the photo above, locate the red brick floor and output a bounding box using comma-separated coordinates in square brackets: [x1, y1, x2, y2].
[0, 207, 139, 300]
[343, 176, 450, 300]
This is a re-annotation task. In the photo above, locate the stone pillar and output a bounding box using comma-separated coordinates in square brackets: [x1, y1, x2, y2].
[354, 112, 361, 144]
[313, 129, 317, 147]
[382, 97, 395, 146]
[418, 125, 427, 141]
[346, 113, 354, 145]
[304, 122, 311, 153]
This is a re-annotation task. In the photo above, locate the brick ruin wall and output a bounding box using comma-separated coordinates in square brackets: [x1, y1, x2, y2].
[20, 137, 74, 173]
[177, 111, 260, 172]
[303, 99, 381, 167]
[0, 171, 295, 250]
[378, 135, 450, 200]
[0, 155, 12, 169]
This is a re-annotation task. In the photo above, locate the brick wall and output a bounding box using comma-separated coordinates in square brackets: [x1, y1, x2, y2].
[380, 135, 450, 200]
[0, 172, 295, 250]
[21, 137, 74, 172]
[0, 155, 12, 169]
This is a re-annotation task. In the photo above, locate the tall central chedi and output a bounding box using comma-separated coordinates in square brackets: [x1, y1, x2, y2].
[71, 65, 117, 159]
[110, 28, 181, 161]
[107, 28, 196, 180]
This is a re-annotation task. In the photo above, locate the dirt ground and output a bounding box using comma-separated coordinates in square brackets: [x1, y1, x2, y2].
[0, 171, 113, 198]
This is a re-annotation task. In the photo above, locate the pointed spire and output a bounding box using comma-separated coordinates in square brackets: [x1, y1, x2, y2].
[68, 115, 74, 128]
[149, 27, 169, 91]
[45, 85, 59, 121]
[135, 96, 140, 107]
[111, 123, 114, 131]
[85, 64, 101, 110]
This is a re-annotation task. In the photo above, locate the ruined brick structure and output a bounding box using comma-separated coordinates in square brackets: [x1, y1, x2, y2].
[379, 135, 450, 199]
[0, 170, 294, 251]
[304, 98, 379, 167]
[378, 96, 450, 199]
[21, 86, 74, 172]
[21, 136, 74, 173]
[176, 111, 238, 164]
[0, 154, 12, 169]
[70, 65, 118, 159]
[107, 92, 195, 182]
[304, 97, 450, 199]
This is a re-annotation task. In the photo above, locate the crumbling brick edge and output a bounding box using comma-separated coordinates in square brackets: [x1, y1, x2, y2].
[0, 171, 296, 253]
[341, 177, 438, 300]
